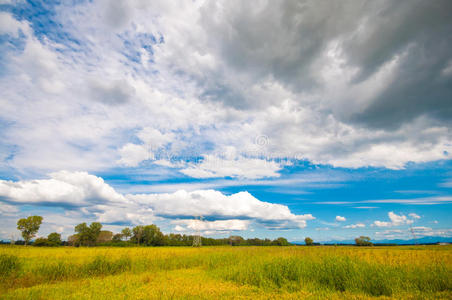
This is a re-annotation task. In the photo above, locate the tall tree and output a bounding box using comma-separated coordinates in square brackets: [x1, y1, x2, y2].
[305, 237, 314, 246]
[132, 225, 164, 246]
[47, 232, 62, 245]
[89, 222, 102, 243]
[74, 222, 103, 246]
[132, 225, 144, 245]
[17, 216, 43, 245]
[121, 227, 132, 241]
[74, 223, 90, 246]
[355, 236, 372, 246]
[142, 225, 164, 246]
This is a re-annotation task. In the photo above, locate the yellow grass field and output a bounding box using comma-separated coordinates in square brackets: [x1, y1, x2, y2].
[1, 245, 451, 299]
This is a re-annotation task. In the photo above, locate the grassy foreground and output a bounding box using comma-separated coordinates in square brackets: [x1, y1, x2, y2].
[0, 245, 451, 299]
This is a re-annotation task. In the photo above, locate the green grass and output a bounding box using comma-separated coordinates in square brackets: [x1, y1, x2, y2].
[0, 245, 451, 299]
[0, 254, 21, 277]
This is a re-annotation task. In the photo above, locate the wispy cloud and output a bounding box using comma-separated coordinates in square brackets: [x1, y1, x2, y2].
[317, 196, 452, 205]
[344, 223, 365, 229]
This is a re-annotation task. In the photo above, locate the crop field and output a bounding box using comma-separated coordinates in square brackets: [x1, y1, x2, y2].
[0, 245, 451, 299]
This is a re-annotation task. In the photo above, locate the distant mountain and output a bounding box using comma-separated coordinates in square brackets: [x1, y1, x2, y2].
[292, 236, 452, 245]
[372, 236, 452, 245]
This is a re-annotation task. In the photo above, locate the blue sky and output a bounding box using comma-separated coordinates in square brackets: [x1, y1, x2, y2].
[0, 0, 451, 242]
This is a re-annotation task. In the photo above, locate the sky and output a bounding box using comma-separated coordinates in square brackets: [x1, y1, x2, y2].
[0, 0, 451, 242]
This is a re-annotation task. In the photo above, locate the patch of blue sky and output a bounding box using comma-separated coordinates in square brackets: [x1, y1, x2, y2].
[95, 157, 452, 235]
[5, 0, 81, 52]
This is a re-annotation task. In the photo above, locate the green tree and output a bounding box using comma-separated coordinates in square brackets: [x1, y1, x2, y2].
[75, 223, 89, 246]
[112, 233, 123, 242]
[74, 222, 103, 246]
[305, 237, 314, 246]
[132, 225, 144, 245]
[47, 232, 62, 245]
[272, 237, 290, 246]
[67, 234, 79, 246]
[89, 222, 102, 240]
[121, 227, 132, 241]
[33, 237, 50, 247]
[17, 216, 43, 245]
[131, 225, 164, 246]
[142, 225, 164, 246]
[355, 236, 372, 246]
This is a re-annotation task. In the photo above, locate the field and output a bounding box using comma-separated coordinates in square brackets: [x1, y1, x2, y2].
[0, 245, 451, 299]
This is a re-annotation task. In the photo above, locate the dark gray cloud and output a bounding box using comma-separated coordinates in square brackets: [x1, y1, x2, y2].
[194, 0, 452, 128]
[343, 0, 452, 128]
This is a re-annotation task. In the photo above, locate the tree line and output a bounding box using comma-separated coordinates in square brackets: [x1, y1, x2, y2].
[12, 216, 292, 247]
[12, 215, 373, 247]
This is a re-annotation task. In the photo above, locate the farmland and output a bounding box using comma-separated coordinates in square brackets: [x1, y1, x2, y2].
[1, 245, 451, 299]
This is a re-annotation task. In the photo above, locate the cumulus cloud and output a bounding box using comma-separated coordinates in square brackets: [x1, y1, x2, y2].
[0, 171, 314, 230]
[373, 212, 415, 227]
[335, 216, 346, 222]
[117, 143, 151, 167]
[129, 189, 315, 229]
[172, 219, 249, 232]
[0, 171, 125, 207]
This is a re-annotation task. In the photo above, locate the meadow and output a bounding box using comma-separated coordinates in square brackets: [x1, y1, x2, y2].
[0, 245, 451, 299]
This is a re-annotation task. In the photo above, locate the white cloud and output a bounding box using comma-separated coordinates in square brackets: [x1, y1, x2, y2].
[323, 197, 452, 205]
[0, 11, 27, 37]
[344, 223, 365, 229]
[0, 171, 125, 206]
[172, 219, 249, 232]
[0, 202, 18, 216]
[439, 179, 452, 188]
[376, 227, 452, 239]
[373, 212, 415, 227]
[373, 221, 391, 228]
[408, 213, 421, 219]
[413, 228, 452, 237]
[117, 143, 151, 167]
[174, 225, 186, 232]
[335, 216, 346, 222]
[180, 155, 283, 179]
[0, 1, 451, 179]
[0, 171, 314, 231]
[128, 189, 315, 229]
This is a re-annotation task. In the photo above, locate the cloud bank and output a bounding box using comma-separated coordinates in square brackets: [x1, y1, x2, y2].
[0, 171, 314, 231]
